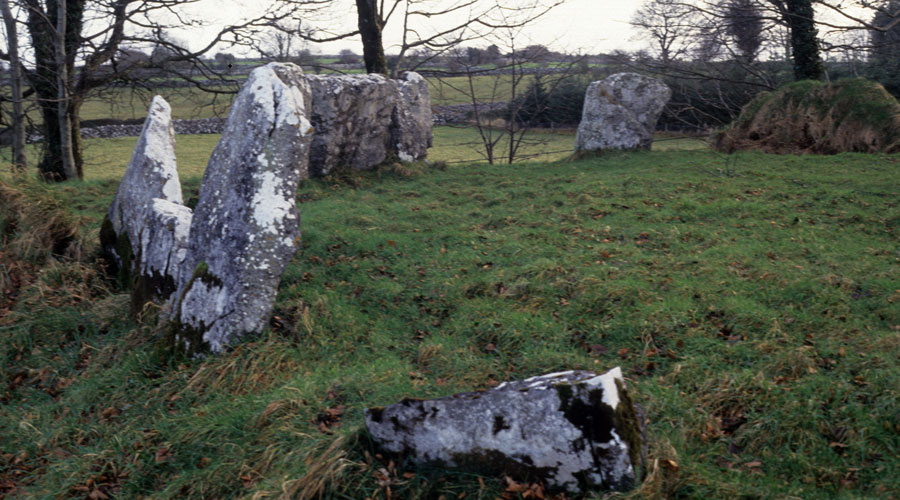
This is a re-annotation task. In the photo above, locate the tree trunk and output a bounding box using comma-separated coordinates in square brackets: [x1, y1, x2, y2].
[355, 0, 387, 75]
[784, 0, 823, 80]
[25, 0, 85, 182]
[1, 0, 26, 172]
[34, 98, 82, 182]
[56, 0, 77, 179]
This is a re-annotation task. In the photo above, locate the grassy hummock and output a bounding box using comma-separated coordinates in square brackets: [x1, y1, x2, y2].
[716, 78, 900, 154]
[1, 149, 899, 498]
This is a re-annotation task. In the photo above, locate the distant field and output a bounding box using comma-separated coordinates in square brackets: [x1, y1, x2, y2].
[4, 72, 540, 125]
[427, 74, 538, 106]
[1, 127, 708, 182]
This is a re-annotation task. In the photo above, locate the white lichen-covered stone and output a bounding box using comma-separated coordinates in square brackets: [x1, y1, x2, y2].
[365, 367, 641, 494]
[306, 73, 398, 176]
[575, 73, 671, 152]
[392, 71, 433, 162]
[170, 63, 313, 355]
[101, 96, 192, 309]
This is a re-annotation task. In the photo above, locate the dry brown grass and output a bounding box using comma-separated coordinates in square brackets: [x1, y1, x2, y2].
[0, 179, 93, 319]
[0, 179, 84, 262]
[179, 339, 302, 396]
[716, 79, 900, 154]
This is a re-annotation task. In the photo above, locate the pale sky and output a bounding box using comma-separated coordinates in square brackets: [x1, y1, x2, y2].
[169, 0, 642, 56]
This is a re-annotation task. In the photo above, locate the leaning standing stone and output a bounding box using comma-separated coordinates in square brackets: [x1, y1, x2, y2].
[365, 367, 642, 494]
[170, 63, 314, 355]
[101, 96, 192, 313]
[575, 73, 671, 152]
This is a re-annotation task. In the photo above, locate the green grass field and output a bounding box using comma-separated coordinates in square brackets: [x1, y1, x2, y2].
[1, 144, 898, 499]
[0, 128, 709, 182]
[5, 72, 538, 126]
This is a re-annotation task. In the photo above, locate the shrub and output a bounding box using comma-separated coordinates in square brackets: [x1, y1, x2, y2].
[509, 76, 588, 127]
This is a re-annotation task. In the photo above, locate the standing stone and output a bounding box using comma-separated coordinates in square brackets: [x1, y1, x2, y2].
[100, 96, 192, 312]
[392, 72, 433, 162]
[170, 63, 314, 355]
[575, 73, 671, 152]
[365, 368, 642, 494]
[306, 74, 398, 177]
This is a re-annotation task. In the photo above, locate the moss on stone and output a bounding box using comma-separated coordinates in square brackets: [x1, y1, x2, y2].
[555, 382, 574, 411]
[367, 406, 385, 423]
[555, 378, 642, 490]
[612, 378, 643, 481]
[99, 215, 135, 289]
[166, 261, 220, 357]
[449, 448, 559, 486]
[131, 270, 177, 319]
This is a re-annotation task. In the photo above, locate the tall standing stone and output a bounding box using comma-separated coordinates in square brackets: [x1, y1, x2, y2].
[305, 72, 433, 176]
[100, 96, 192, 313]
[392, 71, 433, 162]
[365, 368, 642, 494]
[575, 73, 671, 152]
[306, 73, 398, 177]
[170, 63, 314, 355]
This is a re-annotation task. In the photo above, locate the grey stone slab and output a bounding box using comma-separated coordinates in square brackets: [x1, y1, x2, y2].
[365, 367, 641, 493]
[576, 73, 671, 152]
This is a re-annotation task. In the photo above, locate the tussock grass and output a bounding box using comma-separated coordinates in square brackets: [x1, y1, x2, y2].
[1, 148, 899, 499]
[716, 78, 900, 154]
[0, 178, 84, 262]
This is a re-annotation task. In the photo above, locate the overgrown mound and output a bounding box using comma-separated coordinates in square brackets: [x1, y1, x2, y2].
[0, 180, 86, 308]
[715, 79, 900, 154]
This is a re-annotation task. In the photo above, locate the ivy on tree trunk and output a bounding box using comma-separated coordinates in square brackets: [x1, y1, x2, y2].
[784, 0, 823, 81]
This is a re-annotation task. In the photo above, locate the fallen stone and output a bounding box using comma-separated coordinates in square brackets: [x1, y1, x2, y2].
[575, 72, 671, 152]
[392, 72, 433, 162]
[365, 367, 641, 494]
[306, 73, 398, 177]
[170, 62, 314, 355]
[100, 96, 192, 312]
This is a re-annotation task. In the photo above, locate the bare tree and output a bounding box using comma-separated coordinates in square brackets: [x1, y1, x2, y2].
[338, 48, 359, 64]
[279, 0, 564, 76]
[434, 26, 585, 165]
[631, 0, 698, 65]
[1, 0, 316, 181]
[726, 0, 764, 62]
[0, 0, 25, 172]
[255, 20, 311, 63]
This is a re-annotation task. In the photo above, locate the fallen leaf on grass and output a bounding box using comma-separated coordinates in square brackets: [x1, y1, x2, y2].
[662, 459, 679, 471]
[88, 489, 109, 500]
[154, 448, 171, 464]
[587, 344, 606, 356]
